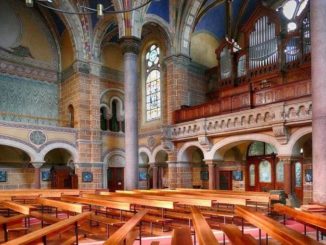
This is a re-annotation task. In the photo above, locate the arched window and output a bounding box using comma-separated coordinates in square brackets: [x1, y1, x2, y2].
[100, 107, 108, 131]
[67, 105, 74, 128]
[109, 100, 120, 132]
[145, 44, 161, 121]
[248, 141, 277, 157]
[249, 164, 255, 186]
[259, 160, 272, 183]
[276, 161, 284, 182]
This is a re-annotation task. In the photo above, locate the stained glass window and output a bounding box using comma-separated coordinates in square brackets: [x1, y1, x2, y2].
[259, 160, 272, 183]
[276, 161, 284, 182]
[249, 164, 255, 186]
[145, 44, 161, 121]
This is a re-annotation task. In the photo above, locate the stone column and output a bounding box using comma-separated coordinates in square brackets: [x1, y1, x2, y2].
[151, 163, 158, 189]
[279, 156, 292, 195]
[205, 160, 216, 190]
[31, 162, 44, 189]
[167, 152, 177, 189]
[176, 162, 192, 188]
[311, 0, 326, 203]
[121, 37, 140, 190]
[102, 162, 108, 189]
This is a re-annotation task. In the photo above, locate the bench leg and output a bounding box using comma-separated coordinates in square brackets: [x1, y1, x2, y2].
[3, 224, 8, 242]
[223, 233, 225, 245]
[259, 229, 262, 245]
[266, 233, 268, 245]
[75, 221, 79, 245]
[317, 228, 319, 241]
[42, 235, 47, 245]
[139, 221, 142, 245]
[304, 224, 307, 235]
[241, 218, 244, 233]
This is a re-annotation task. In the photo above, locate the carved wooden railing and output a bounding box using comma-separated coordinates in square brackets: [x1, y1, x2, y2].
[174, 79, 311, 124]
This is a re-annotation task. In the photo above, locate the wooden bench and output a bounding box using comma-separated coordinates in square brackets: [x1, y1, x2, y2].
[1, 201, 34, 215]
[89, 212, 125, 238]
[190, 206, 219, 245]
[107, 209, 172, 234]
[220, 224, 257, 245]
[83, 193, 176, 210]
[36, 198, 83, 214]
[3, 212, 91, 245]
[103, 210, 147, 245]
[0, 214, 27, 242]
[171, 227, 193, 245]
[274, 203, 326, 240]
[235, 205, 322, 245]
[61, 195, 131, 211]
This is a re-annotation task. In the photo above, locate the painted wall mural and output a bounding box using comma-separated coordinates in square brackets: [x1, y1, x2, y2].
[0, 74, 59, 126]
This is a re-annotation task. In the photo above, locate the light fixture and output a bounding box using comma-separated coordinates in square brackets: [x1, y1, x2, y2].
[26, 0, 34, 7]
[25, 0, 156, 18]
[97, 4, 103, 18]
[300, 148, 304, 155]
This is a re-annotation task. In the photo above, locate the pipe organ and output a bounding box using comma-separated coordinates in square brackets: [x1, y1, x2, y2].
[249, 16, 278, 70]
[220, 47, 232, 79]
[285, 37, 300, 63]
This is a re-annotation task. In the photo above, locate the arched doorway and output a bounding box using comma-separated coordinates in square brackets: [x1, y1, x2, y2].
[139, 152, 149, 189]
[154, 150, 169, 189]
[246, 141, 277, 192]
[43, 148, 77, 189]
[107, 153, 125, 191]
[291, 133, 312, 203]
[0, 145, 32, 189]
[220, 146, 245, 190]
[183, 146, 207, 189]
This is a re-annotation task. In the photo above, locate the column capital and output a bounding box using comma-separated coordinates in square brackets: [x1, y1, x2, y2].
[31, 162, 45, 169]
[203, 159, 223, 166]
[120, 37, 141, 54]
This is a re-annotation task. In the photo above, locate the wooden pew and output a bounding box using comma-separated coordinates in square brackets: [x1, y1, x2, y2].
[103, 210, 147, 245]
[274, 203, 326, 239]
[0, 214, 26, 242]
[106, 191, 214, 207]
[171, 227, 193, 245]
[220, 224, 257, 245]
[1, 201, 33, 215]
[0, 189, 96, 200]
[235, 206, 322, 245]
[83, 193, 175, 209]
[61, 195, 131, 211]
[36, 198, 83, 213]
[3, 212, 91, 245]
[190, 206, 219, 245]
[89, 212, 125, 238]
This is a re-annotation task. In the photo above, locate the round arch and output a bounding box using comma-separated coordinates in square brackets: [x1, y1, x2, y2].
[0, 137, 37, 162]
[139, 146, 153, 163]
[38, 142, 78, 163]
[206, 134, 281, 160]
[177, 141, 208, 162]
[152, 145, 168, 163]
[103, 150, 125, 168]
[286, 126, 312, 156]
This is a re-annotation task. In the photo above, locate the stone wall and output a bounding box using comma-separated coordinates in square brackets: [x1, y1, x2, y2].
[0, 167, 34, 189]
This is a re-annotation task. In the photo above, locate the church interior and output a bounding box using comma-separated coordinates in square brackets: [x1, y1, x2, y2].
[0, 0, 325, 244]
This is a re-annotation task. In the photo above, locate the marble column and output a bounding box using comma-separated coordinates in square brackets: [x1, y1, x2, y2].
[311, 0, 326, 203]
[279, 156, 292, 195]
[31, 162, 44, 189]
[205, 160, 216, 190]
[121, 37, 140, 190]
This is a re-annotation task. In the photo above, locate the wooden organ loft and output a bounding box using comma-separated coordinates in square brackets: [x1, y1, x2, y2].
[173, 5, 311, 123]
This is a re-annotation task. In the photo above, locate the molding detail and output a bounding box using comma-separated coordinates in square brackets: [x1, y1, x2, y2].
[29, 130, 47, 146]
[272, 124, 289, 144]
[120, 37, 141, 54]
